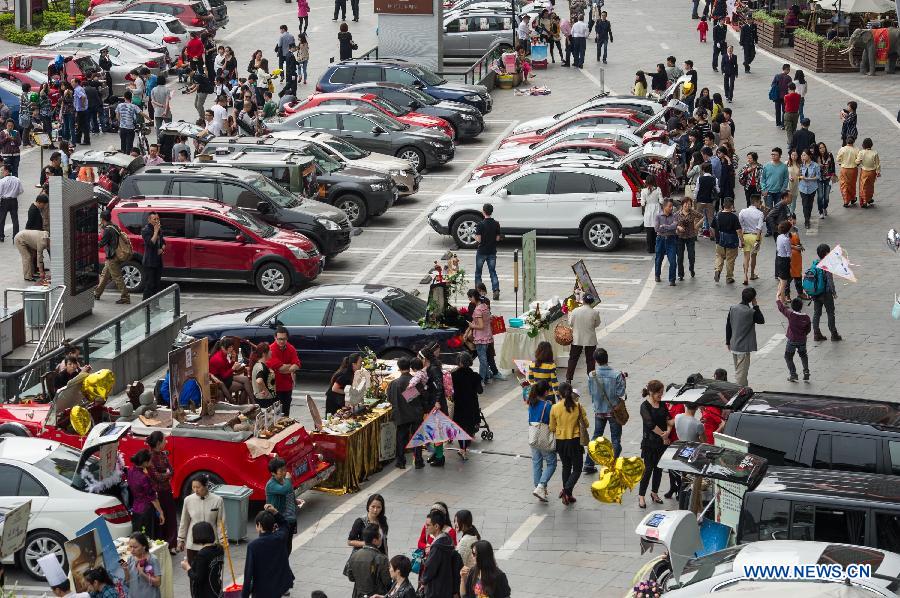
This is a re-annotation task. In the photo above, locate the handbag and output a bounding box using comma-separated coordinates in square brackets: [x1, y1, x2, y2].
[410, 547, 425, 574]
[351, 41, 359, 50]
[578, 405, 590, 446]
[528, 402, 555, 451]
[768, 80, 778, 102]
[554, 323, 573, 346]
[611, 398, 629, 426]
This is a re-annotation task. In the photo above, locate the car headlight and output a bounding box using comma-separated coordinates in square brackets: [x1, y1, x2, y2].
[434, 204, 449, 212]
[459, 113, 475, 121]
[429, 141, 446, 148]
[290, 246, 310, 259]
[389, 169, 402, 176]
[464, 94, 480, 102]
[370, 182, 387, 192]
[316, 217, 340, 231]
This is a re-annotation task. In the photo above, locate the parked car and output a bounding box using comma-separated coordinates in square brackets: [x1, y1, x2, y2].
[267, 105, 454, 172]
[428, 143, 674, 252]
[0, 78, 21, 124]
[176, 284, 466, 371]
[317, 59, 492, 114]
[470, 139, 630, 181]
[443, 9, 514, 57]
[197, 150, 397, 227]
[284, 92, 455, 141]
[41, 13, 198, 57]
[205, 131, 421, 196]
[60, 30, 173, 68]
[0, 65, 46, 93]
[105, 196, 323, 294]
[110, 0, 217, 34]
[92, 0, 227, 26]
[50, 37, 168, 85]
[499, 109, 658, 147]
[0, 428, 132, 580]
[340, 81, 484, 140]
[511, 96, 683, 135]
[484, 125, 644, 164]
[0, 51, 107, 97]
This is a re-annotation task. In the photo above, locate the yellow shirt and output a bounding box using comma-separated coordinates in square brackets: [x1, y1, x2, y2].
[836, 145, 859, 169]
[633, 82, 647, 97]
[549, 400, 587, 440]
[855, 148, 881, 173]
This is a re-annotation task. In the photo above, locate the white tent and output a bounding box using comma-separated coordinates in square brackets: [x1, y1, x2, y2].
[814, 0, 895, 13]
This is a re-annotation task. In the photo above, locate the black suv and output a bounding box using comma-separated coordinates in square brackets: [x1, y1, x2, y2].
[117, 164, 353, 257]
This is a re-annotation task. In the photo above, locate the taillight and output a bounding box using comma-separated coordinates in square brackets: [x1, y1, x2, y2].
[96, 505, 131, 525]
[162, 36, 180, 44]
[191, 17, 203, 26]
[145, 60, 159, 68]
[624, 167, 640, 207]
[446, 335, 463, 349]
[125, 72, 134, 81]
[315, 83, 323, 92]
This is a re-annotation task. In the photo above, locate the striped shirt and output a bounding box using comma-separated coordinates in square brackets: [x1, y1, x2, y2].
[115, 102, 140, 130]
[528, 360, 559, 396]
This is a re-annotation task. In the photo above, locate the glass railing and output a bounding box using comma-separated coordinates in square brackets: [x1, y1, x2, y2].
[0, 285, 182, 402]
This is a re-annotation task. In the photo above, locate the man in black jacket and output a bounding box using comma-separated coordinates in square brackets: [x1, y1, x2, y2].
[387, 358, 424, 469]
[281, 43, 298, 98]
[242, 505, 294, 597]
[711, 18, 728, 72]
[790, 118, 816, 154]
[721, 45, 738, 102]
[739, 18, 758, 73]
[95, 210, 130, 304]
[765, 192, 792, 244]
[346, 524, 390, 598]
[594, 11, 612, 64]
[141, 211, 165, 300]
[84, 73, 103, 135]
[420, 509, 462, 598]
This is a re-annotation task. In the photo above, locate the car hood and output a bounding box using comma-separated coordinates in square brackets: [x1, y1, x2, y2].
[270, 228, 316, 252]
[293, 198, 347, 222]
[511, 115, 556, 135]
[405, 125, 451, 142]
[354, 153, 415, 172]
[185, 306, 265, 332]
[435, 100, 481, 116]
[339, 164, 393, 182]
[438, 81, 488, 96]
[41, 30, 75, 46]
[499, 132, 543, 147]
[485, 145, 531, 164]
[402, 112, 447, 129]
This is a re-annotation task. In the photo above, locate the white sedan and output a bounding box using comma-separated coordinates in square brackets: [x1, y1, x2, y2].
[0, 426, 132, 580]
[485, 125, 644, 164]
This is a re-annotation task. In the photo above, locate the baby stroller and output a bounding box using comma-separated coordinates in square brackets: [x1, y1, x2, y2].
[103, 96, 121, 133]
[478, 409, 493, 440]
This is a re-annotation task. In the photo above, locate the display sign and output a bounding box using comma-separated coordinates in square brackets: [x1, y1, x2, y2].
[571, 259, 601, 306]
[167, 337, 210, 412]
[69, 200, 99, 296]
[522, 230, 537, 309]
[0, 500, 31, 558]
[64, 529, 103, 592]
[379, 420, 396, 461]
[374, 0, 433, 14]
[98, 442, 117, 479]
[713, 432, 749, 537]
[75, 516, 124, 583]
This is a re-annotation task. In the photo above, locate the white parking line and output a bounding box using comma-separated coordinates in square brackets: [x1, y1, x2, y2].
[756, 110, 776, 122]
[323, 271, 643, 285]
[496, 514, 546, 560]
[342, 247, 652, 261]
[757, 333, 786, 356]
[660, 42, 670, 50]
[646, 24, 655, 32]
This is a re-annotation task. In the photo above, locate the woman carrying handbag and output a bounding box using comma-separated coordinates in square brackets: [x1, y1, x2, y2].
[526, 381, 557, 502]
[548, 382, 589, 505]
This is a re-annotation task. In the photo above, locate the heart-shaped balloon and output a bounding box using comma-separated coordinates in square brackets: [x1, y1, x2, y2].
[70, 405, 93, 437]
[82, 369, 115, 402]
[587, 437, 615, 469]
[615, 456, 646, 489]
[887, 229, 900, 253]
[591, 467, 626, 503]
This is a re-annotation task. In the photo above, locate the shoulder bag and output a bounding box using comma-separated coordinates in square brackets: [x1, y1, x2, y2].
[578, 404, 590, 446]
[528, 401, 555, 451]
[594, 371, 629, 426]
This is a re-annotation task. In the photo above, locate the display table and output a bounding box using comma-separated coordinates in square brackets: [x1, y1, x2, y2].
[497, 327, 570, 372]
[313, 407, 393, 495]
[112, 538, 174, 598]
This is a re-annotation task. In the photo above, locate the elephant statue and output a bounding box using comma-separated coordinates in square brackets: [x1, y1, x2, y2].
[843, 27, 900, 75]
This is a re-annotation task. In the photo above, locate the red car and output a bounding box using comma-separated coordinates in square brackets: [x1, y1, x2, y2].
[499, 109, 658, 147]
[0, 400, 334, 500]
[285, 92, 455, 140]
[112, 0, 215, 31]
[104, 197, 324, 296]
[0, 52, 107, 96]
[470, 139, 630, 181]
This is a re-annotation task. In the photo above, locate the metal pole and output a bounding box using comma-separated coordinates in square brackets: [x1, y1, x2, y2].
[513, 249, 519, 316]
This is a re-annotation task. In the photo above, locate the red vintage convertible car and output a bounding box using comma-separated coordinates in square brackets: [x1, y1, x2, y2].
[0, 399, 334, 500]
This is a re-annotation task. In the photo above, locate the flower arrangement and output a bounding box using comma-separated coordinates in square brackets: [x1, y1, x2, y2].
[632, 579, 662, 598]
[523, 305, 549, 338]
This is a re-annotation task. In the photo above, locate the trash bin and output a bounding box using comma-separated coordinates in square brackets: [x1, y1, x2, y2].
[23, 286, 50, 328]
[211, 484, 254, 542]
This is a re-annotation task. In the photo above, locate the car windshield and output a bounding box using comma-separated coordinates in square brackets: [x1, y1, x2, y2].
[402, 86, 437, 105]
[410, 65, 445, 86]
[368, 112, 406, 132]
[323, 136, 369, 160]
[383, 289, 427, 322]
[369, 96, 407, 117]
[668, 546, 743, 590]
[167, 19, 187, 34]
[248, 175, 302, 208]
[225, 206, 277, 238]
[33, 444, 100, 490]
[303, 143, 343, 172]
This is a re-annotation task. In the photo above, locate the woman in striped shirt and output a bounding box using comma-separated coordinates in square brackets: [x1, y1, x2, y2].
[528, 341, 559, 399]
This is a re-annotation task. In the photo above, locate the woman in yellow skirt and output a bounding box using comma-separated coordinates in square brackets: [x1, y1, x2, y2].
[855, 137, 880, 208]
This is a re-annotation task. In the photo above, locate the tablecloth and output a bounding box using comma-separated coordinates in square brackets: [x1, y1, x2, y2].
[496, 327, 570, 371]
[313, 407, 393, 495]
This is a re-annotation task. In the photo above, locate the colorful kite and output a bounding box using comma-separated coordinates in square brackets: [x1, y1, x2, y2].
[816, 244, 857, 282]
[405, 406, 472, 448]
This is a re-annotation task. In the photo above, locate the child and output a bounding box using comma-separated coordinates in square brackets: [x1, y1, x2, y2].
[262, 90, 278, 118]
[408, 357, 428, 392]
[265, 456, 301, 551]
[776, 280, 811, 382]
[788, 214, 806, 299]
[516, 44, 532, 83]
[176, 149, 190, 162]
[697, 16, 709, 43]
[774, 220, 793, 297]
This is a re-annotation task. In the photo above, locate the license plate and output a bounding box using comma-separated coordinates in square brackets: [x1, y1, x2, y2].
[294, 461, 309, 478]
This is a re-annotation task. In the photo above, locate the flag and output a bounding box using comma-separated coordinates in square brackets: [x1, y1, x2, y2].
[816, 244, 856, 282]
[406, 406, 472, 448]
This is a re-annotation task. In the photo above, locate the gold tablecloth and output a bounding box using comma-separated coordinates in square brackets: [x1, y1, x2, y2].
[497, 327, 570, 371]
[313, 407, 393, 495]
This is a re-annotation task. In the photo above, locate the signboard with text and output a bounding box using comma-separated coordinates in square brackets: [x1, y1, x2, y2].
[522, 230, 537, 309]
[0, 500, 31, 558]
[374, 0, 433, 14]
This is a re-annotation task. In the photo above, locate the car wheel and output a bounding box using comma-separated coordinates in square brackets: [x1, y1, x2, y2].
[180, 471, 226, 500]
[335, 195, 368, 227]
[582, 216, 620, 252]
[397, 146, 426, 172]
[380, 349, 414, 361]
[121, 261, 144, 292]
[0, 423, 29, 437]
[17, 530, 67, 581]
[451, 213, 482, 249]
[255, 262, 291, 295]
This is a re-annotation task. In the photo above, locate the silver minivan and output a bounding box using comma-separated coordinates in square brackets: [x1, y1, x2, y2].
[443, 10, 514, 57]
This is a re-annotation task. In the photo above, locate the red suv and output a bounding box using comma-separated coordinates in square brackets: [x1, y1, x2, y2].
[113, 0, 215, 31]
[0, 52, 107, 96]
[104, 197, 324, 295]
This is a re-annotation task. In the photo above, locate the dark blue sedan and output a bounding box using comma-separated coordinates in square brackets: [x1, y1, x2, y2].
[175, 284, 465, 372]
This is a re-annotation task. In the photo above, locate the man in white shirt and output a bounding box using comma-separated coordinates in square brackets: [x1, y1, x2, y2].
[211, 94, 228, 133]
[0, 162, 24, 242]
[517, 15, 532, 54]
[204, 109, 224, 137]
[571, 16, 589, 68]
[738, 195, 765, 284]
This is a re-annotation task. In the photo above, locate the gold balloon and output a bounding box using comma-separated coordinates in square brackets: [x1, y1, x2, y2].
[70, 405, 93, 437]
[587, 437, 615, 469]
[82, 370, 115, 402]
[616, 456, 646, 490]
[591, 468, 626, 504]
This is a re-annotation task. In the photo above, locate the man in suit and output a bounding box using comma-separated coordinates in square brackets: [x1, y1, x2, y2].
[565, 295, 601, 384]
[387, 357, 424, 469]
[739, 18, 758, 73]
[711, 17, 728, 72]
[242, 505, 294, 597]
[722, 45, 739, 103]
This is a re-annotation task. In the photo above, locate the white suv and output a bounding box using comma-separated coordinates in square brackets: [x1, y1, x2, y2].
[42, 13, 197, 56]
[428, 143, 674, 252]
[511, 96, 685, 135]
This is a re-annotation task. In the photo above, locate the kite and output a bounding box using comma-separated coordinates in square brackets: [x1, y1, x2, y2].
[887, 229, 900, 253]
[816, 244, 856, 282]
[405, 406, 472, 449]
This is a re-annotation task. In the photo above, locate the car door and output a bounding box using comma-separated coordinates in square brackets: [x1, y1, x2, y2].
[319, 298, 390, 365]
[349, 65, 384, 85]
[546, 171, 603, 230]
[296, 112, 340, 136]
[0, 463, 50, 530]
[156, 212, 191, 274]
[271, 298, 331, 369]
[443, 17, 467, 56]
[487, 171, 551, 232]
[188, 213, 259, 278]
[339, 113, 390, 154]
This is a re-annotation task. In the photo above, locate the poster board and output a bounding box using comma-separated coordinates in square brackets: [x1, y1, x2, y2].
[712, 432, 749, 541]
[76, 516, 124, 583]
[0, 500, 31, 558]
[167, 337, 210, 412]
[65, 529, 103, 592]
[379, 421, 397, 461]
[522, 231, 537, 309]
[307, 394, 322, 431]
[571, 260, 601, 306]
[98, 442, 118, 479]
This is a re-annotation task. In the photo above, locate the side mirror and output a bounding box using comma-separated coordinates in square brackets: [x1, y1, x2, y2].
[257, 201, 272, 214]
[267, 318, 283, 328]
[412, 80, 425, 89]
[371, 126, 385, 135]
[408, 100, 421, 110]
[496, 188, 509, 198]
[235, 234, 247, 243]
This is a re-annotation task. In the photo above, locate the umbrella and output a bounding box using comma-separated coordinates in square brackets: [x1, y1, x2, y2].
[405, 406, 472, 448]
[814, 0, 894, 13]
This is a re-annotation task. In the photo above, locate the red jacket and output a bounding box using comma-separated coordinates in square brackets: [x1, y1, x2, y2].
[416, 524, 457, 550]
[185, 37, 205, 60]
[209, 349, 233, 381]
[267, 342, 301, 392]
[783, 91, 801, 114]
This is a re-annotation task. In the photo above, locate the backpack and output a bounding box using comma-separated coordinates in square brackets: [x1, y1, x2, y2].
[109, 225, 134, 262]
[802, 259, 826, 297]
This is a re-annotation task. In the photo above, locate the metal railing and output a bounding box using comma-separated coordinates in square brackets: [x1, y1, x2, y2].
[438, 39, 506, 85]
[18, 285, 68, 394]
[0, 285, 182, 403]
[3, 285, 66, 345]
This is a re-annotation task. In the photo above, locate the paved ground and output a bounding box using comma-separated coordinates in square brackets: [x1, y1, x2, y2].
[3, 0, 900, 595]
